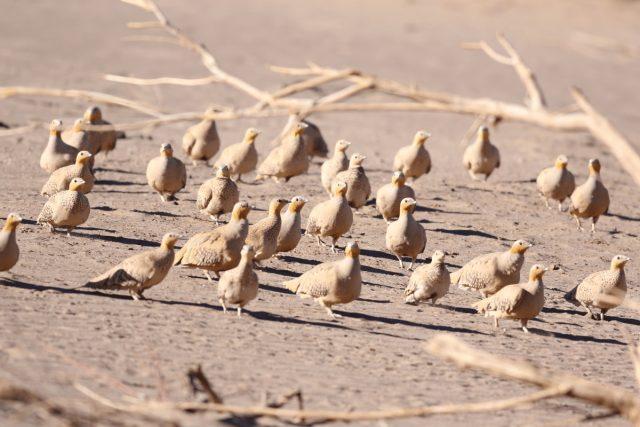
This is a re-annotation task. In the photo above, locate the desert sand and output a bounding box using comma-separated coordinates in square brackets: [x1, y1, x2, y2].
[1, 1, 640, 425]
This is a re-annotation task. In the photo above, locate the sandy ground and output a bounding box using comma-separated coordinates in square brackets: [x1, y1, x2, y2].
[1, 1, 640, 425]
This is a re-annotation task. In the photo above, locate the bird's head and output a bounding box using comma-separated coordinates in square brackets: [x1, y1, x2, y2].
[49, 119, 63, 135]
[244, 128, 260, 143]
[3, 213, 22, 232]
[288, 196, 307, 212]
[231, 201, 251, 220]
[161, 232, 180, 249]
[335, 139, 351, 152]
[555, 154, 569, 169]
[72, 119, 85, 132]
[160, 143, 174, 157]
[83, 106, 102, 123]
[413, 130, 431, 145]
[431, 249, 446, 264]
[292, 122, 308, 137]
[69, 178, 86, 191]
[76, 151, 93, 165]
[611, 254, 631, 270]
[349, 153, 366, 168]
[477, 125, 490, 143]
[588, 158, 601, 175]
[332, 181, 348, 197]
[345, 241, 360, 258]
[399, 197, 417, 214]
[391, 170, 406, 186]
[510, 240, 533, 254]
[528, 264, 548, 281]
[241, 244, 255, 259]
[216, 164, 231, 178]
[270, 198, 289, 215]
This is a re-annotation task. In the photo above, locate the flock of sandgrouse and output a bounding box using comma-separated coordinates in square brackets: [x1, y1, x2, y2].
[0, 106, 630, 332]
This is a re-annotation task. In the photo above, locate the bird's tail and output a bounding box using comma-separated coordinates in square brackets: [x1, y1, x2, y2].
[564, 284, 580, 306]
[173, 246, 186, 266]
[472, 296, 493, 314]
[404, 294, 417, 305]
[284, 279, 300, 293]
[450, 269, 461, 286]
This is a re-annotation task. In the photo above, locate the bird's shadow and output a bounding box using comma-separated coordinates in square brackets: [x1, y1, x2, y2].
[92, 206, 117, 212]
[542, 306, 640, 327]
[131, 209, 192, 218]
[530, 328, 626, 345]
[361, 264, 405, 277]
[278, 255, 320, 266]
[74, 231, 159, 247]
[93, 190, 150, 195]
[94, 167, 143, 176]
[260, 266, 300, 278]
[95, 179, 145, 186]
[360, 248, 401, 262]
[432, 228, 500, 240]
[610, 212, 640, 222]
[414, 205, 478, 216]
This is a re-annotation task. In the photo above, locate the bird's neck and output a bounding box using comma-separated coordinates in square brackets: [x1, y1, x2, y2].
[2, 222, 17, 233]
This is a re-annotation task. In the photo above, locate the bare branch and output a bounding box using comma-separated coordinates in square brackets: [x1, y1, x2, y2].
[461, 41, 514, 65]
[105, 74, 219, 86]
[126, 21, 162, 29]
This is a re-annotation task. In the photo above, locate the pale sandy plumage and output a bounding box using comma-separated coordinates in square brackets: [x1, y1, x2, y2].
[246, 198, 288, 262]
[473, 264, 547, 333]
[62, 119, 99, 171]
[41, 151, 95, 196]
[393, 130, 431, 181]
[174, 202, 251, 280]
[301, 120, 328, 159]
[214, 128, 259, 181]
[332, 153, 371, 209]
[276, 196, 307, 254]
[306, 181, 353, 253]
[218, 244, 259, 317]
[84, 106, 118, 157]
[404, 250, 450, 305]
[40, 120, 78, 173]
[463, 126, 500, 181]
[569, 158, 610, 232]
[285, 241, 362, 319]
[452, 240, 532, 297]
[376, 171, 416, 223]
[196, 165, 239, 224]
[0, 213, 22, 272]
[564, 255, 629, 321]
[37, 178, 90, 236]
[182, 107, 220, 165]
[385, 198, 426, 269]
[256, 123, 309, 182]
[146, 143, 187, 202]
[82, 233, 179, 300]
[321, 140, 351, 194]
[536, 155, 576, 211]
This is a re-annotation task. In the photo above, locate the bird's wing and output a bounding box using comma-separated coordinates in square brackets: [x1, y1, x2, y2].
[175, 230, 225, 266]
[86, 251, 156, 289]
[196, 182, 213, 210]
[457, 253, 498, 289]
[296, 262, 339, 297]
[182, 131, 196, 154]
[474, 285, 525, 314]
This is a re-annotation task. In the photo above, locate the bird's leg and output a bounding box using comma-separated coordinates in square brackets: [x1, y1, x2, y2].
[204, 270, 214, 282]
[573, 216, 583, 231]
[130, 290, 145, 301]
[66, 227, 74, 237]
[600, 308, 608, 321]
[591, 216, 599, 233]
[315, 235, 323, 247]
[580, 302, 595, 319]
[543, 197, 551, 209]
[558, 199, 565, 212]
[408, 258, 416, 270]
[237, 306, 242, 318]
[318, 299, 341, 319]
[158, 193, 167, 203]
[331, 237, 338, 254]
[48, 224, 55, 233]
[215, 214, 220, 226]
[397, 256, 404, 269]
[520, 319, 529, 333]
[214, 271, 220, 279]
[236, 174, 244, 183]
[493, 317, 499, 329]
[219, 298, 227, 313]
[467, 170, 480, 181]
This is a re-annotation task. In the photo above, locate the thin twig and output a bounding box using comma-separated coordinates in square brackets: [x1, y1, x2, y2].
[105, 74, 219, 86]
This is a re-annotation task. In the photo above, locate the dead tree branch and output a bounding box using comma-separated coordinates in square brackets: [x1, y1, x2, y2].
[426, 334, 640, 423]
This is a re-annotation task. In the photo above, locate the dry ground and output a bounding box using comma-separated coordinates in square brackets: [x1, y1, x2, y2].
[1, 1, 640, 426]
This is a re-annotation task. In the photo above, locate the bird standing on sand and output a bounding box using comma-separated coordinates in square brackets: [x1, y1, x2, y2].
[214, 128, 260, 181]
[83, 106, 118, 157]
[196, 165, 239, 224]
[473, 264, 547, 333]
[452, 240, 532, 297]
[0, 213, 22, 273]
[301, 120, 329, 160]
[404, 250, 450, 305]
[385, 198, 426, 269]
[285, 241, 362, 319]
[569, 158, 610, 232]
[276, 196, 307, 255]
[256, 123, 309, 182]
[174, 202, 251, 281]
[41, 151, 95, 196]
[393, 130, 431, 181]
[332, 153, 371, 209]
[306, 181, 353, 253]
[376, 171, 416, 223]
[321, 140, 351, 194]
[146, 143, 187, 202]
[564, 255, 630, 321]
[536, 155, 576, 211]
[218, 245, 259, 317]
[82, 233, 179, 300]
[40, 120, 78, 173]
[37, 178, 90, 236]
[182, 107, 221, 165]
[463, 126, 500, 181]
[62, 119, 95, 152]
[246, 198, 288, 263]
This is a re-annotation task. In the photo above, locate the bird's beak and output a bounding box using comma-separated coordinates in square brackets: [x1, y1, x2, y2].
[527, 243, 533, 248]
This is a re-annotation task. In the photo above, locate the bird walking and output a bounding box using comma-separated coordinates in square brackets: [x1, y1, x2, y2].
[306, 181, 353, 253]
[214, 128, 260, 182]
[536, 155, 575, 211]
[393, 130, 431, 181]
[37, 178, 90, 236]
[182, 107, 221, 165]
[564, 255, 630, 321]
[463, 126, 500, 181]
[174, 202, 251, 281]
[146, 143, 187, 202]
[83, 106, 118, 157]
[452, 240, 532, 297]
[473, 264, 547, 333]
[276, 196, 307, 255]
[404, 250, 450, 305]
[218, 244, 260, 317]
[0, 213, 22, 273]
[40, 119, 78, 173]
[569, 158, 610, 232]
[81, 233, 180, 300]
[332, 153, 371, 209]
[321, 140, 351, 194]
[285, 241, 362, 319]
[256, 123, 309, 182]
[376, 170, 416, 223]
[196, 164, 239, 224]
[385, 198, 426, 269]
[245, 198, 288, 263]
[41, 151, 94, 196]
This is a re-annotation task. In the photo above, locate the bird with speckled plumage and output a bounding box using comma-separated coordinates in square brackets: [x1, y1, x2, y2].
[218, 244, 259, 317]
[404, 250, 450, 305]
[385, 198, 426, 269]
[332, 153, 371, 209]
[146, 143, 187, 202]
[536, 155, 575, 211]
[569, 158, 610, 232]
[376, 170, 415, 223]
[41, 151, 94, 196]
[40, 120, 78, 173]
[182, 107, 221, 165]
[196, 165, 239, 224]
[321, 140, 351, 194]
[214, 128, 259, 182]
[37, 178, 90, 236]
[463, 126, 500, 181]
[393, 130, 431, 181]
[306, 181, 353, 253]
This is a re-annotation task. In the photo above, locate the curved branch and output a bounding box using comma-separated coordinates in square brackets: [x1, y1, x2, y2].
[104, 74, 219, 86]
